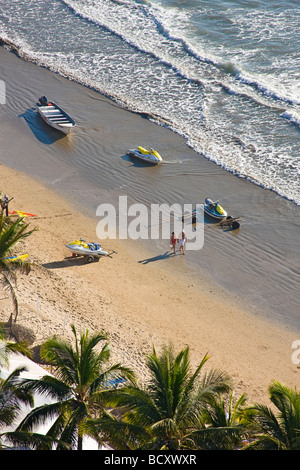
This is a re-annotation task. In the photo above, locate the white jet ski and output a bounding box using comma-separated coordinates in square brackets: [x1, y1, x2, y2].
[128, 146, 162, 164]
[66, 239, 108, 263]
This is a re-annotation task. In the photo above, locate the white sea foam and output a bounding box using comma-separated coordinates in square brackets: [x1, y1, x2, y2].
[61, 0, 300, 108]
[0, 0, 299, 205]
[281, 110, 300, 128]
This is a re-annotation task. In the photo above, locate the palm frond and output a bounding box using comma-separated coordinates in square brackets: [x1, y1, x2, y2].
[2, 430, 70, 450]
[0, 366, 34, 428]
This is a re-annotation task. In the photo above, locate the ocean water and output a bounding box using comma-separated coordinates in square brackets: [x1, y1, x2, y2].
[1, 1, 300, 331]
[0, 0, 299, 205]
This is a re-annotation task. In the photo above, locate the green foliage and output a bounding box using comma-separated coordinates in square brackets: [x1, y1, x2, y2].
[0, 336, 299, 450]
[0, 323, 32, 368]
[5, 325, 135, 450]
[0, 212, 37, 323]
[0, 366, 35, 449]
[244, 381, 300, 450]
[97, 345, 235, 449]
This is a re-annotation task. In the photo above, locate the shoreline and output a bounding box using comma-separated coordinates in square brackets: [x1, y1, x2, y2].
[0, 45, 299, 405]
[1, 163, 299, 405]
[0, 45, 299, 332]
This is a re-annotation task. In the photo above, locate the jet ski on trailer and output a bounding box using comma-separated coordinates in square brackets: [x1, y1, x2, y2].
[182, 198, 241, 229]
[66, 239, 108, 263]
[201, 198, 228, 220]
[201, 199, 241, 229]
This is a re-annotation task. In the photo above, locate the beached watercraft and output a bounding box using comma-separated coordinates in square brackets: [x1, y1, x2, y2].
[128, 146, 162, 164]
[9, 210, 37, 217]
[66, 239, 108, 263]
[6, 254, 29, 262]
[201, 198, 227, 220]
[37, 96, 76, 134]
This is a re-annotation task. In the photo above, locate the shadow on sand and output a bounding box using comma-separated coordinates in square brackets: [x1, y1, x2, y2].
[138, 250, 181, 265]
[43, 256, 100, 269]
[18, 107, 66, 144]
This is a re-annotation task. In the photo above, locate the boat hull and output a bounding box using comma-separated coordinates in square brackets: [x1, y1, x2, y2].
[66, 240, 108, 258]
[128, 147, 162, 164]
[201, 203, 227, 220]
[9, 210, 37, 217]
[6, 254, 29, 262]
[37, 101, 76, 134]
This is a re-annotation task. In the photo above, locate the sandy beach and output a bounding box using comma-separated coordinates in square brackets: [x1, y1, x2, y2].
[1, 163, 299, 405]
[0, 46, 299, 406]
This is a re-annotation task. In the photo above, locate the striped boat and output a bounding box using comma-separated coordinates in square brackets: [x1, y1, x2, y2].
[37, 96, 76, 134]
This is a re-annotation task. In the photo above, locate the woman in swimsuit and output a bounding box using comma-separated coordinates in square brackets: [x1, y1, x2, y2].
[170, 232, 177, 254]
[179, 229, 187, 255]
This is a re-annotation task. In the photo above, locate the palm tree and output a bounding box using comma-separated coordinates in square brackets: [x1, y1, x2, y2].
[96, 345, 233, 450]
[0, 325, 35, 449]
[245, 381, 300, 450]
[0, 212, 36, 324]
[10, 325, 135, 450]
[191, 391, 252, 449]
[0, 323, 32, 368]
[0, 366, 35, 449]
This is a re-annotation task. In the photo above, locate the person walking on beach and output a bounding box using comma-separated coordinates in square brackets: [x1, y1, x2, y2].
[170, 232, 177, 254]
[1, 193, 9, 217]
[179, 229, 187, 255]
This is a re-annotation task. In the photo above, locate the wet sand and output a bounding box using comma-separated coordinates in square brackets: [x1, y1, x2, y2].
[0, 46, 299, 404]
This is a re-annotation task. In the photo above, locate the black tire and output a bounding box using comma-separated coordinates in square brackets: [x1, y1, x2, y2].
[86, 255, 94, 263]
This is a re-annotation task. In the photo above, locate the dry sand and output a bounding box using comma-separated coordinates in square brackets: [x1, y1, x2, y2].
[1, 163, 298, 405]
